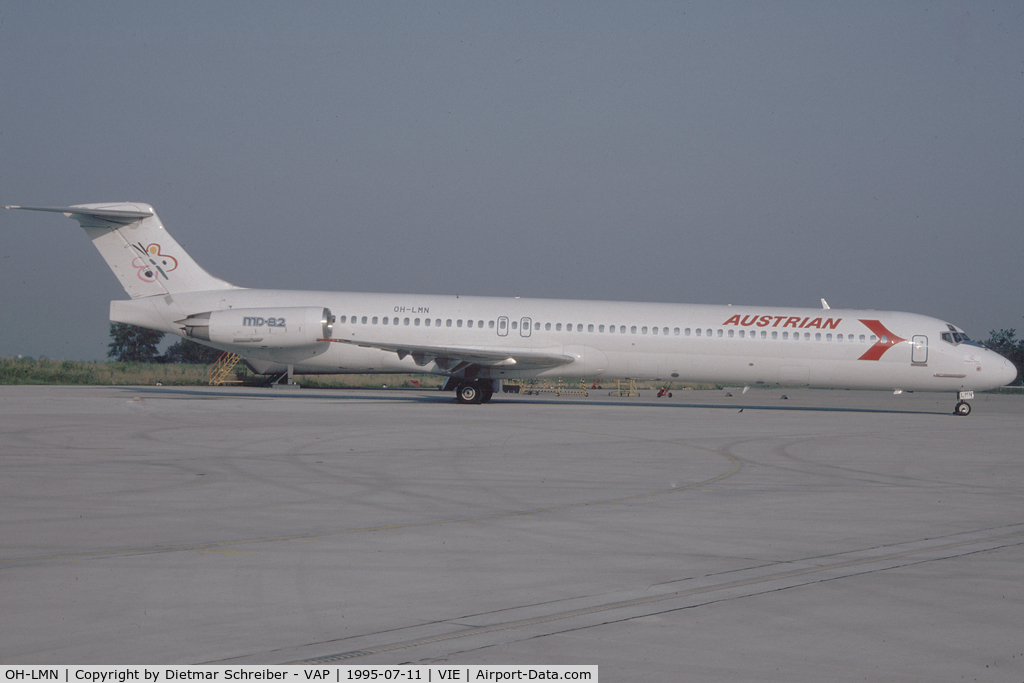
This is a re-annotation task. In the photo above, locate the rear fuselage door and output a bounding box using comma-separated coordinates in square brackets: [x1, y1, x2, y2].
[520, 317, 532, 337]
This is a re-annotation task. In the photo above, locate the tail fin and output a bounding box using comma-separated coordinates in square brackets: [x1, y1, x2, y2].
[5, 203, 237, 298]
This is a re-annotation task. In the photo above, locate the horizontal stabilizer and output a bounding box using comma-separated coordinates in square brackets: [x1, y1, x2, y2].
[4, 204, 154, 225]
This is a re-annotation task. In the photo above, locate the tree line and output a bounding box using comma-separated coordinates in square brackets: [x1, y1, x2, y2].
[107, 322, 1024, 385]
[107, 323, 223, 364]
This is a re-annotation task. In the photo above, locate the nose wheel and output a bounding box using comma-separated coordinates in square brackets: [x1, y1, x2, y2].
[953, 390, 974, 416]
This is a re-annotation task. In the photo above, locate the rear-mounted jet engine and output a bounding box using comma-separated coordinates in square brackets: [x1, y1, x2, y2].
[178, 307, 334, 348]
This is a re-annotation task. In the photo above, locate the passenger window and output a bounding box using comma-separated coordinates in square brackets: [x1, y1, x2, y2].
[717, 329, 723, 338]
[782, 332, 788, 340]
[598, 325, 605, 333]
[510, 321, 516, 330]
[382, 317, 388, 325]
[545, 322, 551, 331]
[760, 331, 766, 339]
[707, 329, 713, 337]
[339, 315, 347, 323]
[695, 328, 701, 337]
[652, 327, 658, 335]
[577, 324, 583, 332]
[589, 324, 595, 333]
[447, 319, 453, 327]
[423, 318, 428, 326]
[685, 328, 691, 336]
[674, 328, 680, 336]
[642, 326, 648, 334]
[488, 320, 494, 329]
[631, 326, 637, 334]
[415, 318, 420, 326]
[361, 316, 368, 324]
[403, 318, 409, 325]
[728, 329, 735, 338]
[556, 323, 562, 331]
[815, 333, 821, 341]
[372, 316, 379, 324]
[738, 330, 745, 338]
[771, 331, 777, 339]
[458, 320, 464, 328]
[620, 326, 626, 334]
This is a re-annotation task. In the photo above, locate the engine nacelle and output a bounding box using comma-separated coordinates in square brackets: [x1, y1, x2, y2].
[178, 307, 334, 349]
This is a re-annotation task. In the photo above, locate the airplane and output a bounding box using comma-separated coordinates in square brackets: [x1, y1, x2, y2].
[5, 202, 1018, 413]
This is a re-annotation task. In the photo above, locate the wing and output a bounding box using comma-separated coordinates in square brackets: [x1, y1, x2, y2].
[320, 337, 575, 375]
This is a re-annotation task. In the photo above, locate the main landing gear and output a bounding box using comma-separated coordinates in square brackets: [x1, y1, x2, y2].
[954, 390, 974, 416]
[456, 379, 494, 405]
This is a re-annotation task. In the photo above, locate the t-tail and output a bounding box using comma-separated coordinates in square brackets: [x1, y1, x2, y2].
[4, 203, 236, 297]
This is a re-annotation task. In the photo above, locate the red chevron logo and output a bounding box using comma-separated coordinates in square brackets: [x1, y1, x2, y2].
[858, 320, 906, 360]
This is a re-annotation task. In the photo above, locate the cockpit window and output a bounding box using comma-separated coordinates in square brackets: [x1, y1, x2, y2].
[941, 331, 973, 345]
[941, 324, 977, 346]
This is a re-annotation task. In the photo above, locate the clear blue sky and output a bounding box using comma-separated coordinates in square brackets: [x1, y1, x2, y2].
[1, 2, 1022, 360]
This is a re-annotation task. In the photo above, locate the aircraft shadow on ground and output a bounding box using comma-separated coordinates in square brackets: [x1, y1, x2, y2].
[129, 386, 952, 415]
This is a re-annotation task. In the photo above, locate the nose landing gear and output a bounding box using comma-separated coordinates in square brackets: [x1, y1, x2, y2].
[954, 390, 974, 416]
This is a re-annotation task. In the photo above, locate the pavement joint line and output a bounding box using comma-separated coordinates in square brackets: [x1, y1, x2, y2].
[1, 444, 740, 566]
[289, 526, 1024, 664]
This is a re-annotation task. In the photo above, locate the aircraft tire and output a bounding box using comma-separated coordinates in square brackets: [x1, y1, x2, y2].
[457, 381, 483, 405]
[954, 401, 971, 416]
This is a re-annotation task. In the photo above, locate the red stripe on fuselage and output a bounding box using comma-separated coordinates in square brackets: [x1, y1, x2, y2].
[858, 319, 906, 361]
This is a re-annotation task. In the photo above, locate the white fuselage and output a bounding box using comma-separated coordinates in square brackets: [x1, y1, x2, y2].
[114, 288, 1017, 393]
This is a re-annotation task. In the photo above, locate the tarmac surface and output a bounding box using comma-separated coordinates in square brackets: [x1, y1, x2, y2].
[2, 384, 1023, 680]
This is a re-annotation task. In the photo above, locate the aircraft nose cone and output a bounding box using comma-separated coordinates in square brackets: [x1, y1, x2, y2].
[999, 357, 1019, 386]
